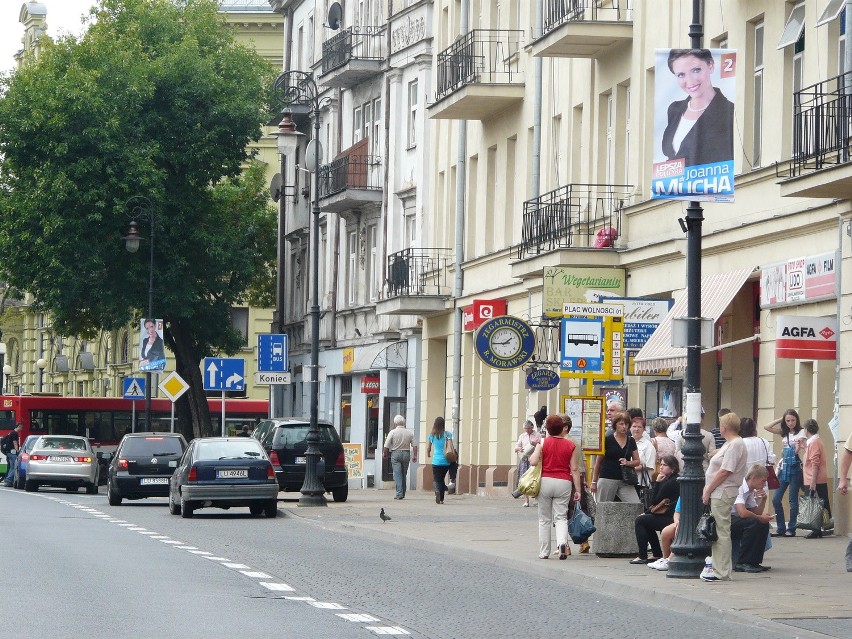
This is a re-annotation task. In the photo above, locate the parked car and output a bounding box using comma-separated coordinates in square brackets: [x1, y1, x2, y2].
[107, 432, 188, 505]
[12, 435, 40, 490]
[168, 437, 279, 518]
[25, 435, 99, 493]
[252, 418, 349, 502]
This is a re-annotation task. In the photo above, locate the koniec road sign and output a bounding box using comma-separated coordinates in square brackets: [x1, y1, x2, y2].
[254, 372, 292, 385]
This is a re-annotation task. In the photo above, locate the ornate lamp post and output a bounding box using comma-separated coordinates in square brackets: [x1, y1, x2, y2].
[123, 196, 155, 433]
[272, 70, 326, 507]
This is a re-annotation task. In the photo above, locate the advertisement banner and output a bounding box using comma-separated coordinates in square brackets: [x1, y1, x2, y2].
[760, 251, 838, 308]
[543, 266, 626, 317]
[139, 318, 166, 372]
[651, 48, 737, 203]
[608, 297, 674, 349]
[776, 316, 838, 360]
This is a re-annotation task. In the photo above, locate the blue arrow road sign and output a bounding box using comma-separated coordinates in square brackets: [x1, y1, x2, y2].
[123, 377, 146, 400]
[203, 357, 245, 392]
[257, 334, 288, 373]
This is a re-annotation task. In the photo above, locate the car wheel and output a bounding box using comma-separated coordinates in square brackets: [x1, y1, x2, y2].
[168, 491, 181, 515]
[107, 483, 122, 506]
[249, 504, 263, 517]
[180, 495, 194, 519]
[264, 500, 278, 518]
[86, 482, 98, 495]
[24, 480, 38, 492]
[66, 486, 79, 493]
[331, 484, 349, 503]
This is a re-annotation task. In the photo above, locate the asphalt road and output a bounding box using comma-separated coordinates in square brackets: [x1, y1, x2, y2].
[0, 487, 812, 638]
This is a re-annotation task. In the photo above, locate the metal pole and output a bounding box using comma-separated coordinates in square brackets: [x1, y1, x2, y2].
[300, 82, 327, 506]
[668, 0, 709, 579]
[145, 207, 154, 432]
[221, 391, 226, 437]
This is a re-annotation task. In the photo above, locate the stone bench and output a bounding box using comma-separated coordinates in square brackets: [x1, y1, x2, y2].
[592, 501, 644, 557]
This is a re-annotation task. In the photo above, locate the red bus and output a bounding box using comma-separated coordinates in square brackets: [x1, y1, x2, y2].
[0, 395, 269, 461]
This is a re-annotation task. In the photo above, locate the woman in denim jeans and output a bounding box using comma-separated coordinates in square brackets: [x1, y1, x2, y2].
[764, 409, 806, 537]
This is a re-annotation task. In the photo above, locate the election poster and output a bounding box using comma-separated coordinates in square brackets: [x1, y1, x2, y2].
[651, 48, 737, 203]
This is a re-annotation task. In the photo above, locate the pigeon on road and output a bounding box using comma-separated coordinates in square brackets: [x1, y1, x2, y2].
[380, 508, 391, 523]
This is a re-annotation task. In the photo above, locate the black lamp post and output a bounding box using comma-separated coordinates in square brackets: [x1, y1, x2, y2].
[123, 196, 155, 434]
[668, 0, 710, 579]
[272, 70, 327, 507]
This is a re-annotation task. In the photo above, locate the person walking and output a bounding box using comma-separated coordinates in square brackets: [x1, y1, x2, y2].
[426, 416, 453, 504]
[764, 409, 806, 537]
[513, 419, 540, 507]
[701, 412, 748, 582]
[836, 430, 852, 571]
[382, 414, 417, 500]
[528, 414, 581, 560]
[2, 423, 23, 487]
[801, 419, 831, 538]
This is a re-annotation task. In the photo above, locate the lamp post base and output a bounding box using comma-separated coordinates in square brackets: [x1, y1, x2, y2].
[298, 492, 328, 507]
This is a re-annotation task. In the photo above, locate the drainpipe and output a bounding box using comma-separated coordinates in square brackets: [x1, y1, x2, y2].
[532, 1, 542, 200]
[451, 1, 470, 473]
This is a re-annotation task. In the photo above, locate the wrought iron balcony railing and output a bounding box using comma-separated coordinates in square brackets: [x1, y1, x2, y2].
[517, 184, 632, 259]
[435, 29, 522, 102]
[321, 26, 386, 76]
[790, 70, 852, 177]
[384, 248, 453, 298]
[544, 0, 631, 32]
[318, 155, 383, 200]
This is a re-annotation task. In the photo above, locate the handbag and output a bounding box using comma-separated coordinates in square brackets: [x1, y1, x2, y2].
[649, 498, 673, 515]
[444, 435, 458, 464]
[620, 439, 639, 485]
[696, 505, 718, 542]
[796, 491, 825, 531]
[763, 439, 780, 490]
[639, 484, 653, 512]
[568, 502, 596, 544]
[517, 461, 541, 497]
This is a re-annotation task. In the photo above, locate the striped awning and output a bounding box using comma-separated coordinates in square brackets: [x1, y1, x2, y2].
[633, 267, 756, 373]
[351, 341, 408, 372]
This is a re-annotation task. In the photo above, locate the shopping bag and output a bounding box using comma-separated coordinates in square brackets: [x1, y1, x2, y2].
[796, 491, 824, 531]
[517, 461, 542, 497]
[568, 503, 596, 544]
[696, 506, 718, 542]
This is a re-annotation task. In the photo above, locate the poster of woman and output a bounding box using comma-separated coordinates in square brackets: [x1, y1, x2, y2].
[651, 48, 737, 203]
[139, 318, 166, 372]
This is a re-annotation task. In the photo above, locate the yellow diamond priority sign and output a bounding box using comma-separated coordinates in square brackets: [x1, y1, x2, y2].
[159, 371, 189, 403]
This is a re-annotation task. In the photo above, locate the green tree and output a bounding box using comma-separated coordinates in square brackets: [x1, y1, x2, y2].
[0, 0, 277, 438]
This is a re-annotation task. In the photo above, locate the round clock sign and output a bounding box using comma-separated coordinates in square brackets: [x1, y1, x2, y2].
[474, 316, 536, 370]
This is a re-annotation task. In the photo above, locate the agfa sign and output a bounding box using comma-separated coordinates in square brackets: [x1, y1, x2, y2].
[776, 315, 838, 360]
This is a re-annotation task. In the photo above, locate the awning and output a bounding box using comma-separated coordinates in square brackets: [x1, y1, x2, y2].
[777, 2, 806, 49]
[351, 340, 408, 372]
[633, 267, 755, 373]
[816, 0, 845, 27]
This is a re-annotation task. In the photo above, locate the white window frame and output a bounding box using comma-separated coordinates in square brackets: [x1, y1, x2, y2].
[605, 94, 614, 185]
[624, 86, 631, 186]
[753, 21, 764, 168]
[365, 224, 378, 301]
[347, 230, 358, 306]
[407, 79, 418, 148]
[371, 97, 381, 156]
[353, 106, 363, 144]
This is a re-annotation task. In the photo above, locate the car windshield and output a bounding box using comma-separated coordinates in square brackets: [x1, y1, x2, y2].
[37, 437, 87, 451]
[276, 424, 335, 446]
[122, 436, 183, 457]
[195, 441, 264, 461]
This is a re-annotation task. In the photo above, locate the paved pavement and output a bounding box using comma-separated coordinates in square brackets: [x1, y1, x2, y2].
[280, 489, 851, 638]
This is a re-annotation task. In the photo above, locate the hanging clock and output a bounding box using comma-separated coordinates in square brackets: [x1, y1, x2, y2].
[474, 316, 536, 370]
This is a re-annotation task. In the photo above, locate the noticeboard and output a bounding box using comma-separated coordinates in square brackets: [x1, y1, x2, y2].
[342, 443, 363, 479]
[560, 395, 605, 455]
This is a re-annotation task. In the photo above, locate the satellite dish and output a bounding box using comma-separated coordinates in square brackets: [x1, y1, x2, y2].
[306, 139, 323, 173]
[327, 2, 342, 30]
[270, 173, 282, 203]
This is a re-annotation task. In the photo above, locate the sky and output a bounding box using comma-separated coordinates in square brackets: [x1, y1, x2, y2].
[1, 1, 96, 74]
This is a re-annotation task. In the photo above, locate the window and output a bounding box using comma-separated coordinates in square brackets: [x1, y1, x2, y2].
[605, 94, 614, 185]
[353, 106, 363, 143]
[816, 0, 845, 27]
[407, 79, 418, 148]
[366, 224, 378, 301]
[403, 198, 416, 247]
[753, 21, 764, 167]
[777, 2, 805, 49]
[231, 307, 249, 347]
[624, 86, 631, 185]
[842, 9, 847, 75]
[551, 115, 562, 188]
[793, 31, 805, 94]
[372, 97, 381, 155]
[347, 229, 358, 305]
[341, 376, 352, 443]
[121, 333, 129, 363]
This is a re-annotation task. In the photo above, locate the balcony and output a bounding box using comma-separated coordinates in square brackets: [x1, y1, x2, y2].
[375, 248, 453, 316]
[530, 0, 632, 59]
[428, 29, 524, 121]
[318, 139, 383, 213]
[779, 70, 852, 199]
[517, 183, 632, 260]
[320, 26, 386, 90]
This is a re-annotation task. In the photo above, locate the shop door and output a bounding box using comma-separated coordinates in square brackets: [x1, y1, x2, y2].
[381, 397, 406, 482]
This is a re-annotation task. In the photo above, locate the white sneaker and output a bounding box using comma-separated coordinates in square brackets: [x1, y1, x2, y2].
[699, 556, 714, 580]
[650, 558, 669, 571]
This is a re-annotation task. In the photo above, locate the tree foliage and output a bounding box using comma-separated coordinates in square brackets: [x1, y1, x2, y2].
[0, 0, 277, 437]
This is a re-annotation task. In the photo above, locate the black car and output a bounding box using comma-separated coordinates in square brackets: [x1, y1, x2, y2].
[252, 418, 349, 502]
[107, 432, 188, 505]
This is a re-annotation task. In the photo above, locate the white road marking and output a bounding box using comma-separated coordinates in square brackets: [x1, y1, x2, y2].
[308, 602, 346, 610]
[188, 550, 212, 555]
[338, 614, 381, 623]
[260, 582, 295, 592]
[175, 546, 198, 550]
[239, 571, 272, 578]
[223, 563, 249, 569]
[365, 627, 410, 636]
[203, 556, 230, 561]
[160, 540, 184, 544]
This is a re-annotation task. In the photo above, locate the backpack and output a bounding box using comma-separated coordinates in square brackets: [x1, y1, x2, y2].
[0, 433, 12, 454]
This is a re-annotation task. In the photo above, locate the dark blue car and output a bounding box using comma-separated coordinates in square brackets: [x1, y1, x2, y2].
[13, 435, 40, 490]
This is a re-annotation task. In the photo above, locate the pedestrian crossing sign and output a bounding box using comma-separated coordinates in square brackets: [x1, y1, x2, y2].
[123, 377, 146, 400]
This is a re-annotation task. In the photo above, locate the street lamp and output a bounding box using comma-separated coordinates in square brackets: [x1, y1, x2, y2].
[36, 358, 46, 393]
[123, 196, 155, 433]
[0, 342, 6, 395]
[272, 70, 326, 507]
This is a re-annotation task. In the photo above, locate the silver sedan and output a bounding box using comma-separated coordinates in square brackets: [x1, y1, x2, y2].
[25, 435, 99, 494]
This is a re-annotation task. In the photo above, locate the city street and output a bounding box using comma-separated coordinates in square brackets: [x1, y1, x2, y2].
[2, 486, 847, 638]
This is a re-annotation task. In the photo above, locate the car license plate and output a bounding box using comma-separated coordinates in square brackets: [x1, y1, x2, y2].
[295, 456, 306, 464]
[216, 469, 248, 479]
[48, 456, 73, 462]
[140, 478, 169, 485]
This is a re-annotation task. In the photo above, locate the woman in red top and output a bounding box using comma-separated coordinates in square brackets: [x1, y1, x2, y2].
[802, 419, 832, 538]
[529, 414, 582, 560]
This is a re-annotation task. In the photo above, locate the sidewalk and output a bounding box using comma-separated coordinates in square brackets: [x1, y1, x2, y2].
[281, 489, 851, 638]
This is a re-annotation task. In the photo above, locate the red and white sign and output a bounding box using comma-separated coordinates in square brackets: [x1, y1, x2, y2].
[463, 298, 507, 331]
[361, 376, 380, 393]
[760, 251, 837, 308]
[776, 315, 838, 360]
